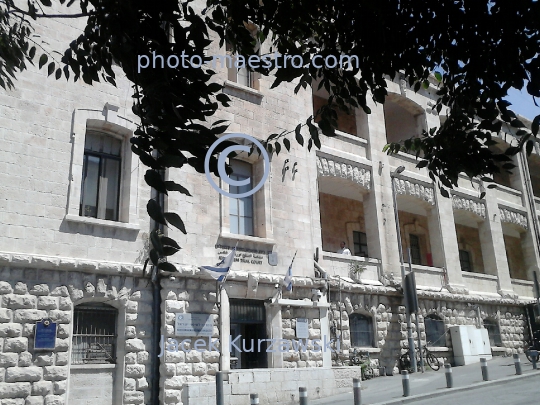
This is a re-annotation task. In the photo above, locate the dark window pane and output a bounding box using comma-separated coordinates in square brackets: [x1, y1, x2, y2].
[353, 231, 368, 257]
[80, 155, 100, 218]
[459, 250, 472, 272]
[80, 132, 122, 222]
[410, 234, 421, 265]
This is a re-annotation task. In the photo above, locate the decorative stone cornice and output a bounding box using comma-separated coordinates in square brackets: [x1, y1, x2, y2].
[393, 178, 435, 205]
[316, 156, 371, 190]
[499, 207, 528, 229]
[452, 195, 486, 218]
[0, 251, 144, 275]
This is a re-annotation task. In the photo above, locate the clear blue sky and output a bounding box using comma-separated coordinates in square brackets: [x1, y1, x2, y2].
[505, 88, 539, 121]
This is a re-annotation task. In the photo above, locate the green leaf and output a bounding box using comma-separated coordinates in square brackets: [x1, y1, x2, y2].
[164, 212, 187, 234]
[161, 236, 181, 250]
[29, 47, 36, 59]
[165, 181, 192, 196]
[275, 142, 281, 155]
[38, 54, 48, 69]
[283, 138, 291, 151]
[145, 170, 167, 194]
[532, 115, 540, 136]
[295, 124, 304, 146]
[147, 199, 166, 225]
[434, 72, 442, 82]
[150, 229, 164, 256]
[158, 262, 178, 272]
[55, 68, 61, 80]
[163, 247, 180, 256]
[526, 140, 534, 156]
[149, 249, 159, 265]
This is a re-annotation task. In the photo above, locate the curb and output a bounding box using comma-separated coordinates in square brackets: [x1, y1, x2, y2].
[369, 370, 540, 405]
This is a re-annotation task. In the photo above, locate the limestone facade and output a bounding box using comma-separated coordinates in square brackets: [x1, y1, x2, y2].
[1, 2, 540, 404]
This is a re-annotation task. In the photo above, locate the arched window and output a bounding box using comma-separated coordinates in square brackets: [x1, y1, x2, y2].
[349, 314, 374, 347]
[424, 314, 446, 347]
[71, 303, 118, 364]
[483, 318, 502, 347]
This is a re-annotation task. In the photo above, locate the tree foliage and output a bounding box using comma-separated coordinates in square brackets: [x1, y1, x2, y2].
[2, 0, 540, 270]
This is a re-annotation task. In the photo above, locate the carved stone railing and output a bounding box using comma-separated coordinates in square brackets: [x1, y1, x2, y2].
[452, 195, 486, 218]
[316, 155, 371, 190]
[499, 207, 528, 229]
[393, 178, 435, 205]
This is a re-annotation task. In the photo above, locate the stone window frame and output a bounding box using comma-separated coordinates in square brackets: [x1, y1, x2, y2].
[403, 220, 432, 267]
[68, 297, 127, 405]
[65, 104, 140, 231]
[219, 135, 274, 244]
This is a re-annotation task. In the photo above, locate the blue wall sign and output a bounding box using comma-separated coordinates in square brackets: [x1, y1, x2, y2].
[34, 319, 57, 350]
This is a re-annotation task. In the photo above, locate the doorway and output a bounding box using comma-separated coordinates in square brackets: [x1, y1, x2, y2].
[230, 299, 268, 369]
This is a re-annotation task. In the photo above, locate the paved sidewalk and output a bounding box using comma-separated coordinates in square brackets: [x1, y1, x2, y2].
[312, 356, 540, 405]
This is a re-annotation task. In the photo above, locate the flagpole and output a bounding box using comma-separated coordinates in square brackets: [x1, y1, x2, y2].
[220, 241, 238, 286]
[284, 250, 297, 294]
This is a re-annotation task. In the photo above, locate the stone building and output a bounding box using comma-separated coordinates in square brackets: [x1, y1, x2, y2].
[1, 3, 540, 405]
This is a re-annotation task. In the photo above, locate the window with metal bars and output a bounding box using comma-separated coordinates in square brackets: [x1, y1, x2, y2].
[349, 313, 374, 347]
[71, 303, 118, 365]
[483, 318, 502, 347]
[353, 231, 368, 257]
[424, 314, 446, 347]
[409, 234, 422, 265]
[79, 131, 122, 221]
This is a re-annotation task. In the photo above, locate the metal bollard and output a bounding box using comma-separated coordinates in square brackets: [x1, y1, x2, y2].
[401, 370, 410, 397]
[216, 371, 224, 405]
[250, 393, 259, 405]
[353, 378, 362, 405]
[444, 363, 453, 388]
[299, 387, 308, 405]
[480, 357, 489, 381]
[514, 353, 522, 375]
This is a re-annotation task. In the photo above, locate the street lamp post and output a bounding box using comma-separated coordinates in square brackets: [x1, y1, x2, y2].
[391, 165, 417, 372]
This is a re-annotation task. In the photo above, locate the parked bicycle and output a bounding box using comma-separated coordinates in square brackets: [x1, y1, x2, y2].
[399, 344, 441, 372]
[349, 348, 374, 380]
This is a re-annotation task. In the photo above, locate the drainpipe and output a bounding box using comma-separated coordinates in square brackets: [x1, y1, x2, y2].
[150, 172, 165, 405]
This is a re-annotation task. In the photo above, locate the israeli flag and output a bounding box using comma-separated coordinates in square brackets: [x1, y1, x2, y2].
[283, 251, 297, 291]
[200, 247, 236, 282]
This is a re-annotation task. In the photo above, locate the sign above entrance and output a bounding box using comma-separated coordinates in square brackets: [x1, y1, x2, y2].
[296, 318, 309, 339]
[175, 314, 213, 337]
[215, 244, 272, 266]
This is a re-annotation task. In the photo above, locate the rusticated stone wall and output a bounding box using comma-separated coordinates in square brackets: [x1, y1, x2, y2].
[281, 307, 324, 368]
[0, 265, 152, 405]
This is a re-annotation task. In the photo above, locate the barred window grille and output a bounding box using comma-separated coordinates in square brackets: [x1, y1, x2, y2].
[71, 303, 118, 365]
[483, 318, 503, 347]
[425, 314, 447, 347]
[350, 313, 374, 347]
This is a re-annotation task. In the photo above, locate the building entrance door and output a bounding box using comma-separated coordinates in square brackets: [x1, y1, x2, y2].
[230, 299, 268, 369]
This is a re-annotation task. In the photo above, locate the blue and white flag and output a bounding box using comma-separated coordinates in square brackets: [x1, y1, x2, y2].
[200, 247, 236, 282]
[283, 251, 297, 291]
